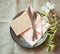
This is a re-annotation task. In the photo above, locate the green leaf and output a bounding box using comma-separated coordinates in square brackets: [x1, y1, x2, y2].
[46, 17, 58, 52]
[41, 13, 46, 16]
[47, 44, 56, 52]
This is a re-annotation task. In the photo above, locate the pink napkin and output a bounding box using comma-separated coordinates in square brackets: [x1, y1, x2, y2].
[20, 7, 50, 46]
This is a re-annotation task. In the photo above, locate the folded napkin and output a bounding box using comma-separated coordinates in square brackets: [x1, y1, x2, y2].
[11, 7, 50, 46]
[20, 7, 50, 46]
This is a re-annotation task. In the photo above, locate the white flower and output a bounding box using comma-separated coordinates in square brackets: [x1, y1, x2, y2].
[41, 2, 55, 14]
[46, 2, 55, 10]
[41, 6, 50, 13]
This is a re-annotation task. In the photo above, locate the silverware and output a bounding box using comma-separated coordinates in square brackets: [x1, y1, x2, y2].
[28, 7, 37, 41]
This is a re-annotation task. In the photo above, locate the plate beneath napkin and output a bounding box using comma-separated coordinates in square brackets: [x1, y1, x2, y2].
[10, 10, 49, 48]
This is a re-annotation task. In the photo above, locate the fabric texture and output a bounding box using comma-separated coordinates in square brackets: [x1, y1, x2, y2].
[0, 0, 60, 54]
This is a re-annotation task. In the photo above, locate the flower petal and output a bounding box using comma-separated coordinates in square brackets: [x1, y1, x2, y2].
[49, 4, 55, 9]
[41, 6, 50, 13]
[46, 2, 51, 8]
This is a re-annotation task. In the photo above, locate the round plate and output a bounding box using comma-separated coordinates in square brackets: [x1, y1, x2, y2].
[10, 11, 48, 48]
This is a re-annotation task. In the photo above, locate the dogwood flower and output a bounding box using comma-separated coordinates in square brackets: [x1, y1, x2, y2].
[46, 2, 55, 10]
[41, 6, 50, 14]
[41, 2, 55, 14]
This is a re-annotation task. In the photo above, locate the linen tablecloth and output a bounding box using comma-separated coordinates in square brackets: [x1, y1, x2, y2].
[0, 0, 60, 54]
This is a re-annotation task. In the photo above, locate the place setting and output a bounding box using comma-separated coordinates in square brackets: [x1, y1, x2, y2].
[10, 2, 58, 52]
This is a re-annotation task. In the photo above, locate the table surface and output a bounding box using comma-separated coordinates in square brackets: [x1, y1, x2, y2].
[0, 0, 60, 54]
